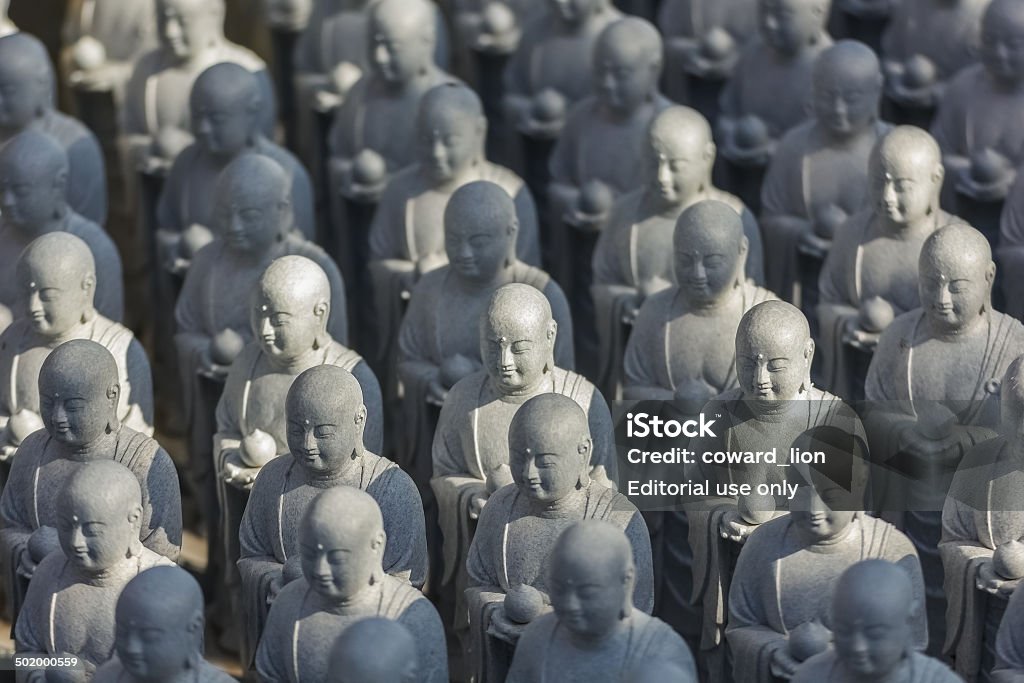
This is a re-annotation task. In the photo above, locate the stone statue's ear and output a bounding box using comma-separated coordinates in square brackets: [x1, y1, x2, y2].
[106, 382, 120, 404]
[82, 274, 96, 294]
[932, 164, 945, 186]
[354, 404, 367, 428]
[986, 260, 997, 287]
[803, 338, 815, 367]
[578, 437, 593, 468]
[739, 235, 749, 256]
[127, 505, 142, 527]
[507, 218, 519, 239]
[620, 565, 636, 617]
[372, 529, 386, 551]
[188, 611, 204, 635]
[703, 141, 716, 163]
[314, 300, 329, 320]
[475, 115, 487, 141]
[546, 319, 557, 342]
[54, 169, 68, 195]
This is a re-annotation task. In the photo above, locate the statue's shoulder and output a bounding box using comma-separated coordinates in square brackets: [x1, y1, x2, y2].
[220, 41, 267, 72]
[512, 262, 553, 290]
[878, 309, 923, 348]
[0, 319, 29, 352]
[66, 211, 108, 243]
[909, 651, 962, 682]
[776, 118, 816, 151]
[444, 370, 488, 408]
[324, 340, 363, 373]
[946, 62, 985, 96]
[113, 426, 163, 471]
[13, 429, 48, 461]
[42, 109, 92, 145]
[89, 315, 134, 349]
[551, 367, 597, 405]
[789, 650, 836, 683]
[705, 187, 747, 216]
[381, 573, 431, 615]
[992, 310, 1024, 343]
[411, 266, 450, 297]
[257, 140, 305, 177]
[381, 164, 423, 200]
[481, 162, 526, 197]
[742, 514, 791, 551]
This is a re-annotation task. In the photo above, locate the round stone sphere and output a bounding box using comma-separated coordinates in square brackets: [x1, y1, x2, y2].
[737, 492, 775, 525]
[240, 429, 278, 468]
[73, 36, 107, 71]
[578, 180, 614, 217]
[481, 2, 516, 35]
[994, 541, 1024, 580]
[902, 54, 936, 90]
[701, 27, 735, 61]
[789, 620, 831, 662]
[858, 297, 895, 333]
[351, 148, 387, 186]
[504, 584, 545, 624]
[532, 88, 567, 123]
[8, 410, 43, 446]
[179, 223, 214, 259]
[210, 328, 245, 366]
[971, 148, 1008, 186]
[734, 115, 769, 150]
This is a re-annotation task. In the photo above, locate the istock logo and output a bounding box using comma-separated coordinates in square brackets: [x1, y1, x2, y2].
[625, 412, 717, 439]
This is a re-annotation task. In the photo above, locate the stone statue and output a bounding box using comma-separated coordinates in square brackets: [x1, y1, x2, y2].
[501, 0, 621, 141]
[60, 0, 158, 105]
[92, 566, 235, 683]
[255, 486, 448, 682]
[593, 108, 764, 398]
[239, 364, 425, 669]
[931, 0, 1024, 212]
[716, 0, 832, 174]
[328, 617, 420, 683]
[817, 126, 961, 400]
[505, 520, 696, 682]
[0, 33, 107, 225]
[685, 300, 866, 681]
[368, 82, 541, 380]
[0, 0, 14, 37]
[657, 0, 758, 115]
[759, 39, 888, 304]
[210, 255, 369, 656]
[175, 156, 347, 571]
[791, 560, 962, 683]
[627, 660, 699, 683]
[0, 130, 122, 329]
[728, 476, 926, 682]
[864, 224, 1024, 654]
[941, 356, 1024, 682]
[0, 234, 153, 460]
[465, 394, 651, 682]
[121, 0, 276, 172]
[0, 340, 182, 622]
[992, 576, 1024, 681]
[432, 283, 617, 633]
[397, 181, 572, 488]
[880, 0, 990, 117]
[997, 167, 1024, 321]
[14, 461, 175, 682]
[156, 61, 316, 280]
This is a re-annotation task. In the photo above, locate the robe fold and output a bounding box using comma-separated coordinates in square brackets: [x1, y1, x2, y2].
[505, 611, 698, 683]
[0, 211, 124, 328]
[465, 482, 653, 683]
[998, 175, 1024, 320]
[792, 650, 963, 683]
[94, 657, 235, 683]
[14, 548, 173, 679]
[397, 263, 573, 490]
[255, 577, 448, 683]
[157, 137, 316, 243]
[760, 120, 888, 304]
[941, 437, 1024, 682]
[727, 514, 927, 683]
[237, 450, 426, 669]
[0, 316, 153, 436]
[0, 428, 182, 619]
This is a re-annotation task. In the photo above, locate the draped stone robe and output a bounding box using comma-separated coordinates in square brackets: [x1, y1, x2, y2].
[506, 611, 698, 683]
[255, 576, 448, 683]
[396, 262, 573, 490]
[238, 449, 426, 670]
[993, 580, 1024, 681]
[0, 316, 153, 436]
[592, 187, 764, 399]
[0, 211, 124, 330]
[941, 437, 1024, 682]
[0, 428, 182, 619]
[998, 174, 1024, 320]
[793, 650, 964, 683]
[14, 548, 173, 678]
[727, 514, 927, 683]
[95, 658, 235, 683]
[817, 209, 962, 400]
[760, 119, 889, 304]
[465, 481, 653, 683]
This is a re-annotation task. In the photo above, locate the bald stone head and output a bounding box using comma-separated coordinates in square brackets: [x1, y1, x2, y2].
[417, 83, 486, 183]
[286, 365, 367, 473]
[0, 33, 53, 132]
[832, 560, 917, 676]
[509, 394, 592, 502]
[594, 18, 663, 113]
[156, 0, 226, 63]
[759, 0, 831, 56]
[252, 255, 331, 362]
[300, 487, 386, 600]
[869, 126, 943, 225]
[16, 233, 96, 338]
[648, 106, 715, 204]
[330, 618, 419, 683]
[0, 130, 69, 234]
[981, 0, 1024, 83]
[674, 200, 749, 304]
[38, 339, 120, 447]
[214, 154, 292, 254]
[736, 301, 813, 402]
[368, 0, 436, 84]
[115, 566, 205, 679]
[549, 520, 636, 638]
[812, 40, 881, 137]
[191, 63, 261, 157]
[58, 460, 143, 575]
[445, 181, 518, 283]
[918, 224, 995, 333]
[480, 284, 557, 393]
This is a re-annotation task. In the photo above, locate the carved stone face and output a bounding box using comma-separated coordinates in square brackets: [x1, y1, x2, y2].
[649, 139, 709, 205]
[549, 547, 628, 639]
[417, 106, 480, 184]
[114, 605, 193, 679]
[812, 63, 879, 137]
[38, 371, 114, 446]
[0, 158, 60, 233]
[300, 518, 382, 601]
[593, 36, 659, 114]
[191, 89, 253, 158]
[790, 484, 856, 542]
[736, 328, 811, 402]
[833, 589, 912, 676]
[17, 259, 91, 339]
[918, 247, 991, 333]
[509, 424, 586, 502]
[56, 494, 136, 573]
[980, 3, 1024, 83]
[250, 287, 322, 363]
[215, 186, 285, 255]
[157, 0, 222, 63]
[0, 59, 45, 131]
[872, 153, 938, 226]
[758, 0, 823, 55]
[286, 393, 363, 475]
[368, 9, 433, 84]
[444, 213, 511, 283]
[548, 0, 602, 25]
[481, 310, 553, 393]
[674, 225, 744, 306]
